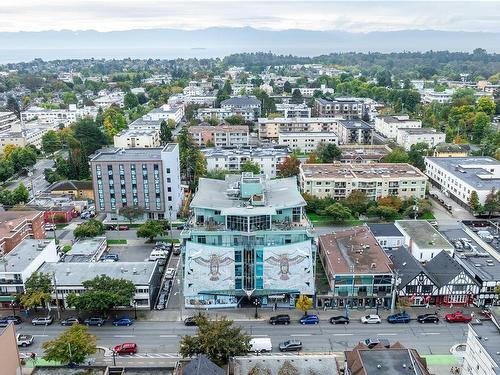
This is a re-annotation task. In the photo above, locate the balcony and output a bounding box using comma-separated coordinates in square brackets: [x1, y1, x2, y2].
[0, 279, 23, 285]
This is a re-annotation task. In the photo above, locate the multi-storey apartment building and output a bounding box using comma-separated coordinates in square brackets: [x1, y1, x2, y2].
[0, 211, 45, 254]
[396, 128, 446, 151]
[113, 128, 161, 148]
[257, 117, 340, 140]
[21, 104, 99, 127]
[89, 145, 182, 221]
[0, 127, 46, 153]
[180, 173, 316, 309]
[422, 89, 454, 104]
[337, 120, 373, 144]
[189, 125, 249, 147]
[0, 111, 18, 131]
[424, 157, 500, 208]
[275, 103, 311, 118]
[220, 96, 261, 121]
[374, 115, 422, 139]
[463, 317, 500, 375]
[142, 104, 184, 125]
[338, 145, 392, 164]
[202, 147, 289, 178]
[314, 97, 365, 119]
[299, 163, 427, 201]
[278, 132, 339, 152]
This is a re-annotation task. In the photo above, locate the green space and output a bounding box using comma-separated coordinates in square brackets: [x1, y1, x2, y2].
[23, 358, 61, 368]
[421, 212, 436, 220]
[156, 238, 181, 243]
[106, 239, 128, 245]
[56, 223, 68, 230]
[421, 355, 459, 366]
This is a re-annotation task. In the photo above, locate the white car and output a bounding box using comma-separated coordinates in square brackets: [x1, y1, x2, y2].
[360, 314, 381, 324]
[17, 334, 34, 347]
[44, 223, 57, 231]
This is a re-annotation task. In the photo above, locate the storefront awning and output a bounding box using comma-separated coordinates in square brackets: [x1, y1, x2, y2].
[0, 296, 16, 302]
[198, 289, 300, 297]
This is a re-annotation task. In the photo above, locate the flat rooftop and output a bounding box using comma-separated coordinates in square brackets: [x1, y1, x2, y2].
[357, 349, 429, 374]
[396, 220, 453, 250]
[115, 128, 158, 137]
[368, 223, 404, 238]
[0, 211, 41, 239]
[278, 131, 338, 137]
[188, 125, 249, 132]
[470, 321, 500, 369]
[232, 354, 339, 375]
[319, 226, 393, 274]
[258, 117, 338, 124]
[425, 157, 500, 191]
[339, 120, 372, 129]
[2, 240, 54, 272]
[201, 147, 289, 158]
[300, 163, 427, 179]
[65, 237, 106, 258]
[89, 144, 177, 162]
[38, 261, 157, 286]
[399, 128, 440, 134]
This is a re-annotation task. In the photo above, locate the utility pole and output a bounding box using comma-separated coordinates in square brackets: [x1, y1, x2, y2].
[52, 272, 61, 321]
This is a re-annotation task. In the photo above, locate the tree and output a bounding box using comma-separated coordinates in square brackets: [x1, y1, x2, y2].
[290, 89, 303, 104]
[408, 143, 430, 171]
[180, 315, 250, 366]
[316, 143, 341, 163]
[283, 81, 292, 94]
[6, 96, 21, 119]
[119, 206, 144, 224]
[277, 156, 301, 177]
[0, 159, 14, 182]
[137, 219, 165, 242]
[11, 183, 29, 204]
[66, 275, 135, 315]
[160, 120, 173, 145]
[215, 81, 232, 107]
[295, 295, 313, 316]
[483, 188, 499, 217]
[225, 115, 245, 125]
[377, 196, 402, 211]
[124, 92, 139, 109]
[42, 130, 62, 154]
[20, 272, 52, 309]
[323, 203, 352, 222]
[344, 190, 369, 215]
[367, 205, 399, 221]
[476, 96, 496, 116]
[376, 70, 392, 87]
[468, 191, 481, 212]
[73, 219, 105, 239]
[205, 169, 232, 180]
[240, 160, 260, 174]
[73, 119, 108, 156]
[62, 92, 77, 105]
[177, 126, 207, 188]
[383, 147, 410, 163]
[42, 325, 96, 365]
[3, 144, 17, 159]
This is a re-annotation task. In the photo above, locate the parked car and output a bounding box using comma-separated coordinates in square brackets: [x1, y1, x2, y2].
[362, 338, 390, 349]
[176, 224, 186, 230]
[155, 242, 172, 250]
[173, 243, 181, 255]
[0, 315, 22, 326]
[84, 317, 105, 326]
[269, 314, 291, 325]
[149, 249, 169, 261]
[118, 225, 129, 231]
[156, 293, 166, 310]
[101, 253, 119, 262]
[299, 314, 319, 325]
[445, 311, 473, 323]
[279, 340, 302, 352]
[329, 316, 349, 325]
[249, 337, 272, 353]
[165, 268, 176, 279]
[387, 312, 411, 324]
[184, 316, 198, 326]
[16, 334, 34, 347]
[44, 223, 57, 231]
[61, 317, 81, 326]
[417, 314, 439, 323]
[112, 317, 134, 327]
[32, 316, 53, 326]
[113, 343, 137, 355]
[360, 314, 381, 324]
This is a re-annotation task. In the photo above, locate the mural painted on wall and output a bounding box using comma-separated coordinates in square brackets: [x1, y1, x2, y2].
[263, 241, 314, 294]
[184, 242, 235, 296]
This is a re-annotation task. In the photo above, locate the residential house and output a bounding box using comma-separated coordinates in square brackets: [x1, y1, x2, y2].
[374, 115, 422, 139]
[46, 180, 94, 200]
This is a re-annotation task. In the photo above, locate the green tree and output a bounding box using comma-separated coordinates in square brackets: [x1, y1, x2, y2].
[290, 89, 303, 104]
[160, 120, 173, 145]
[179, 315, 250, 366]
[0, 158, 14, 182]
[295, 295, 313, 316]
[483, 188, 499, 217]
[225, 115, 245, 125]
[62, 92, 77, 105]
[367, 205, 399, 221]
[42, 325, 97, 365]
[468, 191, 481, 212]
[383, 147, 410, 163]
[41, 130, 62, 154]
[408, 143, 430, 171]
[476, 97, 496, 116]
[205, 169, 232, 180]
[119, 206, 144, 224]
[277, 156, 301, 177]
[177, 126, 206, 188]
[376, 70, 392, 87]
[472, 112, 492, 143]
[66, 275, 135, 315]
[6, 96, 21, 119]
[215, 81, 232, 107]
[11, 183, 29, 204]
[240, 160, 260, 174]
[124, 92, 139, 109]
[316, 142, 341, 163]
[283, 81, 292, 94]
[73, 118, 108, 156]
[344, 190, 369, 215]
[20, 272, 52, 309]
[137, 219, 165, 242]
[9, 146, 37, 171]
[73, 219, 105, 239]
[323, 202, 352, 222]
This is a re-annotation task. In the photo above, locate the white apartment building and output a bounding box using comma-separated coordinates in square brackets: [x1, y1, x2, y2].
[113, 128, 161, 148]
[0, 127, 46, 152]
[396, 128, 446, 151]
[94, 92, 125, 108]
[374, 115, 422, 139]
[425, 157, 500, 208]
[300, 163, 428, 201]
[202, 147, 289, 178]
[143, 104, 184, 124]
[21, 104, 99, 127]
[258, 117, 341, 140]
[275, 103, 311, 118]
[422, 89, 455, 104]
[196, 108, 236, 122]
[232, 83, 255, 94]
[142, 74, 172, 85]
[0, 112, 18, 132]
[188, 125, 250, 147]
[183, 82, 204, 96]
[462, 318, 500, 375]
[220, 96, 261, 121]
[278, 132, 339, 153]
[168, 94, 216, 107]
[298, 84, 334, 97]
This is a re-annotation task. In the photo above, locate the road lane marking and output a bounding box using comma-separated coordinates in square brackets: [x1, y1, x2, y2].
[376, 333, 397, 336]
[113, 335, 135, 338]
[421, 332, 440, 335]
[291, 334, 312, 337]
[33, 335, 48, 337]
[159, 335, 177, 338]
[252, 335, 269, 337]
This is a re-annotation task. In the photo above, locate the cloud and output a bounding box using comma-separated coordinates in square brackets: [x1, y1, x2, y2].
[0, 1, 499, 32]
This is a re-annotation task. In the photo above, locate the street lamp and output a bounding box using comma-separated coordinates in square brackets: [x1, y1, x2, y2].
[253, 298, 261, 319]
[133, 300, 137, 320]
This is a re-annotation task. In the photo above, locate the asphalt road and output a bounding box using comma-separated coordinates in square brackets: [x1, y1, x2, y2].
[8, 158, 54, 192]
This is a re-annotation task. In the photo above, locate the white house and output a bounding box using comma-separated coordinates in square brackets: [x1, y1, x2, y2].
[396, 128, 446, 151]
[374, 115, 422, 139]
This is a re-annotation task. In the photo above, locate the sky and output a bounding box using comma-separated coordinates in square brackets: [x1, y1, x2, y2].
[0, 0, 499, 33]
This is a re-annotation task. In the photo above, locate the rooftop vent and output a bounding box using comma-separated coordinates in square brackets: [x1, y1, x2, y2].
[371, 263, 377, 269]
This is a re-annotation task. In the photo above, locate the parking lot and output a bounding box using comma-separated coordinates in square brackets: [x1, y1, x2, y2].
[104, 242, 156, 262]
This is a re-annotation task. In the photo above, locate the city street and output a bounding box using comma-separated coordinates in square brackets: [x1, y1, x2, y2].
[7, 158, 54, 192]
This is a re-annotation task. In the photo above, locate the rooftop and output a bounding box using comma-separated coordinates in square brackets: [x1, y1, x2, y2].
[231, 354, 339, 375]
[354, 347, 430, 375]
[188, 125, 249, 133]
[368, 223, 404, 238]
[379, 115, 418, 123]
[425, 251, 478, 288]
[220, 96, 260, 107]
[339, 119, 372, 130]
[115, 128, 158, 137]
[63, 237, 106, 262]
[47, 180, 93, 192]
[38, 261, 157, 286]
[89, 144, 177, 162]
[0, 211, 42, 240]
[396, 220, 454, 250]
[258, 117, 338, 124]
[319, 226, 393, 274]
[316, 97, 361, 105]
[300, 163, 427, 180]
[398, 128, 440, 135]
[386, 247, 437, 288]
[1, 240, 54, 272]
[201, 147, 289, 159]
[425, 157, 499, 191]
[279, 131, 338, 137]
[434, 143, 471, 153]
[469, 320, 500, 369]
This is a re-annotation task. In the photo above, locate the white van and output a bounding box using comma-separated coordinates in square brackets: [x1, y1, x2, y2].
[477, 231, 494, 242]
[249, 337, 272, 353]
[149, 249, 169, 261]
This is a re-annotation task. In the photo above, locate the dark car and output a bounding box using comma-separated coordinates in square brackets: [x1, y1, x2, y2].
[329, 315, 349, 325]
[100, 253, 119, 262]
[279, 340, 303, 352]
[176, 224, 186, 230]
[112, 317, 134, 327]
[269, 314, 291, 325]
[299, 314, 319, 325]
[84, 317, 105, 326]
[61, 317, 81, 326]
[387, 312, 411, 324]
[184, 317, 198, 326]
[362, 338, 391, 349]
[0, 315, 22, 326]
[417, 314, 439, 324]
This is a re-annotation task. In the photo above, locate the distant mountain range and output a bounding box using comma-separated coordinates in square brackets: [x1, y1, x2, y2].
[0, 27, 498, 62]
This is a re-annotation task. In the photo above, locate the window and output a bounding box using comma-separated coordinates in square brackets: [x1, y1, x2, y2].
[166, 168, 170, 173]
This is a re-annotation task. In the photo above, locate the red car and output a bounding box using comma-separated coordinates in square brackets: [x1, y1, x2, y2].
[113, 343, 137, 355]
[445, 311, 473, 323]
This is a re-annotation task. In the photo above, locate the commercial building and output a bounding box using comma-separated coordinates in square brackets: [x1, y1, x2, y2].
[337, 120, 373, 144]
[339, 145, 392, 164]
[275, 103, 311, 118]
[143, 104, 184, 125]
[113, 128, 161, 148]
[314, 97, 365, 119]
[201, 147, 289, 178]
[257, 117, 340, 140]
[180, 173, 316, 309]
[188, 125, 249, 147]
[278, 132, 339, 153]
[90, 144, 182, 221]
[231, 354, 339, 375]
[61, 237, 107, 263]
[425, 157, 500, 208]
[395, 220, 454, 262]
[0, 211, 46, 254]
[220, 96, 261, 121]
[396, 128, 446, 151]
[318, 226, 394, 309]
[299, 163, 427, 201]
[374, 115, 422, 139]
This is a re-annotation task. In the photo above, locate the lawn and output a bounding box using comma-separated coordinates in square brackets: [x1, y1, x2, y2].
[307, 213, 363, 226]
[23, 358, 61, 368]
[421, 212, 436, 220]
[106, 239, 128, 245]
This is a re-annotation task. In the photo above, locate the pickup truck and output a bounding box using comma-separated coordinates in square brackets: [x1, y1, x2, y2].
[17, 334, 34, 347]
[445, 311, 473, 323]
